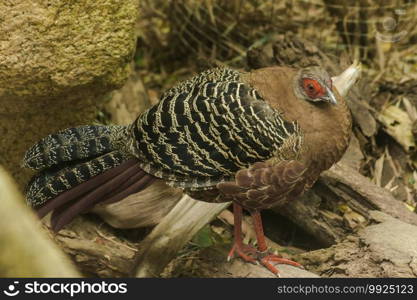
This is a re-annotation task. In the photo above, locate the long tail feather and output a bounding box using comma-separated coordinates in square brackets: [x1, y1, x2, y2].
[49, 163, 142, 231]
[24, 124, 158, 231]
[101, 173, 156, 205]
[36, 158, 138, 218]
[23, 125, 128, 171]
[48, 164, 155, 231]
[27, 151, 129, 208]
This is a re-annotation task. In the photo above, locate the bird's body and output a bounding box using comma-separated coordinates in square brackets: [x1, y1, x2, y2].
[23, 63, 360, 275]
[128, 67, 306, 208]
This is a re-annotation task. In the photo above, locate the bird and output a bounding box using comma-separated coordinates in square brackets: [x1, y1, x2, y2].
[23, 61, 361, 275]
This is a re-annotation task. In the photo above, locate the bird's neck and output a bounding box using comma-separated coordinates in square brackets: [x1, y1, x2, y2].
[242, 66, 352, 182]
[299, 98, 352, 178]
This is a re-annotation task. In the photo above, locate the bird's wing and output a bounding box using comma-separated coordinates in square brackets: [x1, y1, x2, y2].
[216, 160, 307, 210]
[161, 67, 241, 97]
[132, 68, 303, 189]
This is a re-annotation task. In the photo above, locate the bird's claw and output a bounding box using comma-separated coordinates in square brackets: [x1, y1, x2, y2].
[260, 253, 304, 275]
[228, 244, 304, 276]
[227, 243, 258, 264]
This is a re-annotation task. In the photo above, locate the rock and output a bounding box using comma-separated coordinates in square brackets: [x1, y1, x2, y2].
[0, 0, 139, 107]
[297, 211, 417, 277]
[105, 70, 152, 125]
[0, 0, 139, 187]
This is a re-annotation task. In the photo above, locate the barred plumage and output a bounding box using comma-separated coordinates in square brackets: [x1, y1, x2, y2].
[161, 68, 240, 97]
[22, 63, 358, 246]
[129, 68, 302, 190]
[22, 58, 359, 275]
[23, 125, 129, 171]
[24, 67, 303, 209]
[26, 151, 129, 207]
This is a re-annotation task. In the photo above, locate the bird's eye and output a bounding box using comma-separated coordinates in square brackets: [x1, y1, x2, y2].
[302, 78, 325, 99]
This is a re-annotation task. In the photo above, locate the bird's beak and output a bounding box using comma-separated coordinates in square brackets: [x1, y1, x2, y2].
[331, 60, 362, 97]
[324, 86, 337, 105]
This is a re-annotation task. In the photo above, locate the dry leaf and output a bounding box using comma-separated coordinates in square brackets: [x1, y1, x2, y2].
[378, 103, 416, 152]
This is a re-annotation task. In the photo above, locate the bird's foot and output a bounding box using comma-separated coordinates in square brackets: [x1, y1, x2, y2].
[227, 243, 258, 263]
[258, 252, 304, 276]
[227, 243, 304, 276]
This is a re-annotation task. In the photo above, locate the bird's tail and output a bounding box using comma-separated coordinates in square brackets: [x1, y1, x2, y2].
[23, 125, 129, 171]
[23, 125, 155, 231]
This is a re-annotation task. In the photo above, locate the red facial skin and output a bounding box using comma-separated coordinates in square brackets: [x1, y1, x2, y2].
[302, 78, 326, 99]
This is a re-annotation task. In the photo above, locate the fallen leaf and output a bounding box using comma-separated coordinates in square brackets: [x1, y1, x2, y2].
[378, 103, 416, 152]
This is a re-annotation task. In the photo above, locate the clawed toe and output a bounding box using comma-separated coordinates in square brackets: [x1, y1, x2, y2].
[260, 254, 304, 275]
[228, 243, 304, 276]
[228, 203, 304, 276]
[227, 243, 257, 263]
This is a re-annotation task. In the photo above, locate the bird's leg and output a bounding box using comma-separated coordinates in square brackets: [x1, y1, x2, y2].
[251, 210, 304, 275]
[227, 202, 257, 263]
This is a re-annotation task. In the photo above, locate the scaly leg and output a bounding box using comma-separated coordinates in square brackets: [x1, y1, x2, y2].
[227, 203, 257, 263]
[251, 210, 303, 275]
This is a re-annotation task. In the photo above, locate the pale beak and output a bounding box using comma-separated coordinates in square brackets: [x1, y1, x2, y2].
[331, 60, 362, 97]
[324, 86, 337, 105]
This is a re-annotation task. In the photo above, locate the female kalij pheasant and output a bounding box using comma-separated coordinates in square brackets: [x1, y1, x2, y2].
[23, 62, 361, 275]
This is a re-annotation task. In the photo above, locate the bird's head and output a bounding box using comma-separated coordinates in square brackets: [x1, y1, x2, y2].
[294, 62, 362, 105]
[294, 66, 337, 105]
